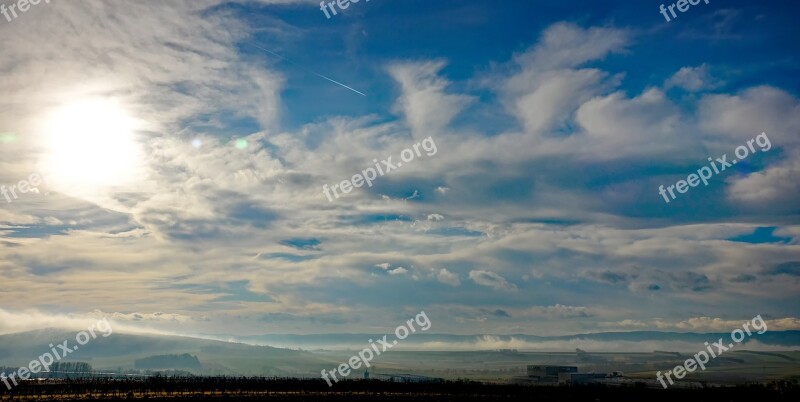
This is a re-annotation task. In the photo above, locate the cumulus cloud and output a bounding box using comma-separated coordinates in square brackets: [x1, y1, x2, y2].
[388, 60, 474, 136]
[513, 22, 630, 71]
[728, 158, 800, 210]
[469, 270, 518, 291]
[437, 268, 461, 286]
[501, 23, 629, 134]
[699, 86, 800, 147]
[388, 267, 409, 276]
[664, 64, 721, 91]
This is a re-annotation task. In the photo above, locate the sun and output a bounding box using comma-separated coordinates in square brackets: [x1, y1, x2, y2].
[40, 98, 144, 196]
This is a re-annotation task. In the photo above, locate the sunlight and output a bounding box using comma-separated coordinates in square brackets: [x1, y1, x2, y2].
[39, 98, 144, 197]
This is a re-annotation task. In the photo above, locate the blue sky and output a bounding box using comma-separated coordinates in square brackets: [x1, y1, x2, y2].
[233, 0, 800, 127]
[0, 0, 798, 343]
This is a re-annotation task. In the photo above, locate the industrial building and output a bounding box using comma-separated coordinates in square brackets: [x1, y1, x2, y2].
[527, 365, 578, 380]
[514, 365, 623, 385]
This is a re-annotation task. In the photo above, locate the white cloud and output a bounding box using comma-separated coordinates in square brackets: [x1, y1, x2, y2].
[513, 23, 630, 71]
[388, 60, 474, 136]
[469, 270, 518, 291]
[109, 311, 207, 323]
[728, 158, 800, 209]
[437, 269, 461, 286]
[605, 316, 800, 332]
[388, 267, 408, 276]
[573, 88, 691, 159]
[523, 304, 594, 319]
[699, 86, 800, 147]
[0, 308, 188, 336]
[501, 23, 630, 134]
[664, 64, 721, 91]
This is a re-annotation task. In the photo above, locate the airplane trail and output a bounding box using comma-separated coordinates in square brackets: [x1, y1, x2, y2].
[251, 44, 366, 97]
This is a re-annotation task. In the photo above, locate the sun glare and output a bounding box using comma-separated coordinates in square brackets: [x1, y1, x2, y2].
[40, 99, 143, 195]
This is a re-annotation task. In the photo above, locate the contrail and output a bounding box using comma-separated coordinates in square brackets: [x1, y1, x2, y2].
[250, 44, 366, 97]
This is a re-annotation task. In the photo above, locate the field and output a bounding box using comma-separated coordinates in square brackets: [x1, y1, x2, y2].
[1, 378, 799, 402]
[311, 349, 800, 384]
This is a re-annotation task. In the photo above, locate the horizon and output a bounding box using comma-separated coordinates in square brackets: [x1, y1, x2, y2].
[2, 321, 798, 355]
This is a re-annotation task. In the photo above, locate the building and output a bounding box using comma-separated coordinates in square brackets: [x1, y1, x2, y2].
[371, 373, 443, 383]
[513, 365, 625, 385]
[523, 366, 578, 383]
[560, 372, 608, 385]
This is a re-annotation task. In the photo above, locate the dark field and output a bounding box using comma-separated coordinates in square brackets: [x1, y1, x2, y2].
[1, 378, 799, 402]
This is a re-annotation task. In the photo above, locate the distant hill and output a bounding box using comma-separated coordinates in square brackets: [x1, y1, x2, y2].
[218, 330, 800, 351]
[134, 353, 202, 370]
[0, 329, 324, 376]
[2, 328, 797, 379]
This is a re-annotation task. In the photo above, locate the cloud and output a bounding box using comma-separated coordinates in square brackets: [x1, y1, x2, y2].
[0, 10, 798, 339]
[0, 308, 190, 336]
[608, 316, 800, 332]
[501, 23, 630, 134]
[388, 267, 408, 276]
[728, 158, 800, 211]
[514, 22, 630, 71]
[469, 270, 518, 291]
[730, 274, 757, 283]
[573, 88, 691, 159]
[482, 309, 511, 318]
[586, 270, 628, 284]
[437, 269, 461, 287]
[664, 64, 721, 91]
[523, 304, 594, 319]
[670, 271, 713, 292]
[764, 261, 800, 277]
[413, 336, 791, 353]
[388, 60, 474, 136]
[109, 311, 208, 323]
[699, 86, 800, 147]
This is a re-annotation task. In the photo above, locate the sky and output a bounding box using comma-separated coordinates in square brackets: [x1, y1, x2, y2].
[0, 0, 799, 340]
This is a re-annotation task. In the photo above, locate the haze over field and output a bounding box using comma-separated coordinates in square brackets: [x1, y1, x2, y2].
[1, 329, 798, 381]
